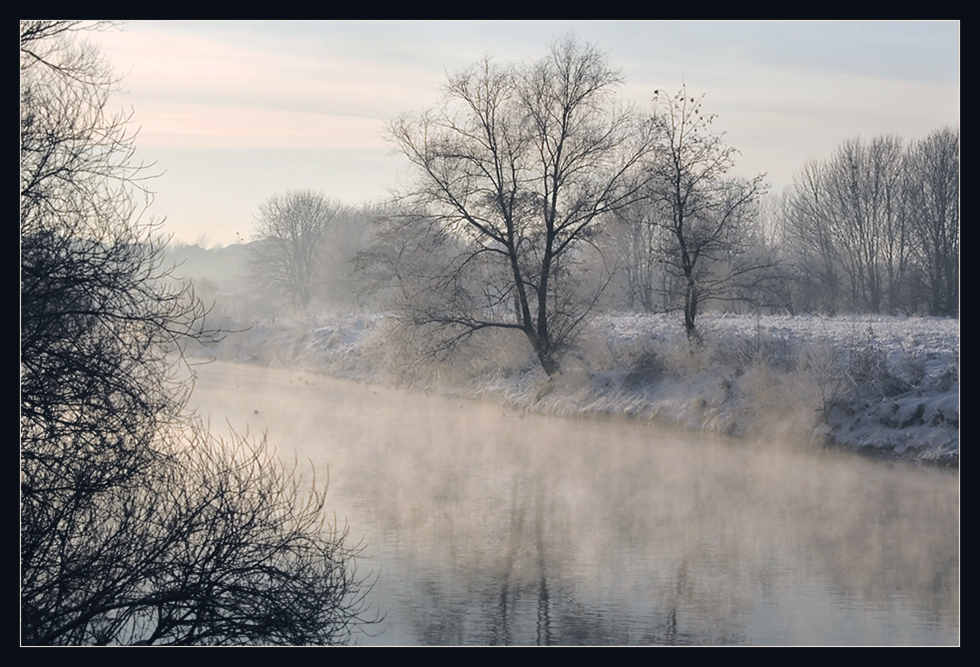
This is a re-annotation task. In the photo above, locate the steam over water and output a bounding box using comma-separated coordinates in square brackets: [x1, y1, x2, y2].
[191, 361, 959, 646]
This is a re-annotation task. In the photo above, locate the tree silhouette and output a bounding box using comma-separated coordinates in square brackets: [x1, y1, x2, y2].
[21, 21, 372, 645]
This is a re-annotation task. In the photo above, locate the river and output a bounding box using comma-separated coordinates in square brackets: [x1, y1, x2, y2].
[188, 360, 959, 646]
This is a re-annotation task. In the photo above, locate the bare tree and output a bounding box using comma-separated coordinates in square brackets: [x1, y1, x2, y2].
[781, 133, 948, 315]
[353, 205, 464, 309]
[906, 127, 959, 316]
[647, 86, 770, 340]
[21, 21, 371, 645]
[783, 159, 846, 314]
[22, 417, 371, 646]
[314, 204, 385, 309]
[387, 36, 657, 375]
[248, 191, 343, 310]
[603, 200, 673, 312]
[820, 136, 911, 312]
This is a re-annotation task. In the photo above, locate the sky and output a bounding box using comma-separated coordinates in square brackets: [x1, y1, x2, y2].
[83, 20, 960, 247]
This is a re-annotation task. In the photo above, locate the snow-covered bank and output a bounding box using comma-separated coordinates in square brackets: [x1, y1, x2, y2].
[197, 312, 959, 466]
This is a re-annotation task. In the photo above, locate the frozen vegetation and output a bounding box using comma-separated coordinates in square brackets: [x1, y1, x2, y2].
[199, 311, 959, 466]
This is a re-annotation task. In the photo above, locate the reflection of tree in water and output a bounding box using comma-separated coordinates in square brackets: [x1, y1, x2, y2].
[402, 468, 752, 645]
[535, 488, 552, 647]
[328, 392, 955, 645]
[540, 556, 747, 646]
[487, 475, 552, 645]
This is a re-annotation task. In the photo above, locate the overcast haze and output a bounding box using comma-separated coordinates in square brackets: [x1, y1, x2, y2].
[86, 20, 960, 247]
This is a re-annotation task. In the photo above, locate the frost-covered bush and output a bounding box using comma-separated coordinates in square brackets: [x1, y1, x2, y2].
[841, 326, 912, 399]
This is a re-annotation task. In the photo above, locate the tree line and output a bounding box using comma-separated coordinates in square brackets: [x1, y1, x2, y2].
[247, 36, 958, 378]
[780, 128, 959, 317]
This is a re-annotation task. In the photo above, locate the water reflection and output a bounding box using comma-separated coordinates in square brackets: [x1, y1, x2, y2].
[191, 362, 959, 645]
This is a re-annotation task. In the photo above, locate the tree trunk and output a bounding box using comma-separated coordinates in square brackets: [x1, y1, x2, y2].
[684, 279, 703, 345]
[524, 325, 560, 377]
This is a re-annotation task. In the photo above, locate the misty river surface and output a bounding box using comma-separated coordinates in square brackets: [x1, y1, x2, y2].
[189, 361, 959, 646]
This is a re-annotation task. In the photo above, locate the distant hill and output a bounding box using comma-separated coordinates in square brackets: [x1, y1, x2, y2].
[164, 243, 251, 286]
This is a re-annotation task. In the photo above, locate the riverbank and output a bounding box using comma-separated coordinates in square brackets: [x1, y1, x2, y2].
[196, 312, 959, 466]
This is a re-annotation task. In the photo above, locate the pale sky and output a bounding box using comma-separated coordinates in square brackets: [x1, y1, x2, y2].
[84, 20, 960, 247]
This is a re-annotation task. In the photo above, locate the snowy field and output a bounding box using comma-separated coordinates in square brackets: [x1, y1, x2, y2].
[200, 312, 959, 465]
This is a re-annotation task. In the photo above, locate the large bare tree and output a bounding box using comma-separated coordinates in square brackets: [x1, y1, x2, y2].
[387, 37, 657, 375]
